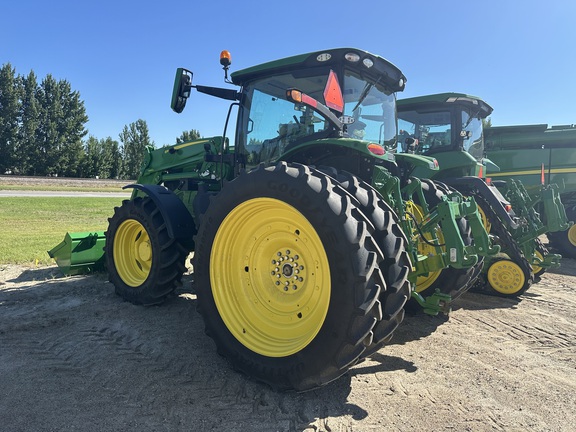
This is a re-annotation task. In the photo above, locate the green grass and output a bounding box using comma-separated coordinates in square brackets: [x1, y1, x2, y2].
[0, 197, 126, 265]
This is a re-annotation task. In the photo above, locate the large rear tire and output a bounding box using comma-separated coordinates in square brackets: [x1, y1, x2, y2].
[193, 162, 386, 391]
[105, 197, 189, 305]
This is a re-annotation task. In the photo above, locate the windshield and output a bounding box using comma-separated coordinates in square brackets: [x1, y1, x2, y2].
[237, 68, 332, 165]
[462, 109, 484, 160]
[397, 110, 452, 153]
[343, 72, 397, 148]
[236, 67, 397, 166]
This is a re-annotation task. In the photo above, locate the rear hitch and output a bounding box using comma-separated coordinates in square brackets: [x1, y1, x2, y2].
[411, 289, 452, 316]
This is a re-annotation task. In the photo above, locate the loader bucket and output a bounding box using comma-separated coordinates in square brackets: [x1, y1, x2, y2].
[48, 231, 106, 276]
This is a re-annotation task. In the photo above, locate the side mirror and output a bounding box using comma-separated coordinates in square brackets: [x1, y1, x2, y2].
[171, 68, 193, 113]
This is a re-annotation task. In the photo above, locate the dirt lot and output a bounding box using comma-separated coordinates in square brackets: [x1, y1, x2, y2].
[1, 251, 575, 431]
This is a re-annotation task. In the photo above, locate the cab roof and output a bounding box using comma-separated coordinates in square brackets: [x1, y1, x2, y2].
[398, 92, 493, 119]
[230, 48, 407, 93]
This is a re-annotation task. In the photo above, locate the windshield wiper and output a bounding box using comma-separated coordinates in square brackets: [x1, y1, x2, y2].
[351, 82, 373, 113]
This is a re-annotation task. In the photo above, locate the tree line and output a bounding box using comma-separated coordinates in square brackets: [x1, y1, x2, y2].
[0, 63, 200, 180]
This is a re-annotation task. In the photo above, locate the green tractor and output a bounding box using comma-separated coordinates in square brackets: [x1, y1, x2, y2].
[484, 123, 576, 259]
[52, 49, 498, 391]
[395, 93, 570, 297]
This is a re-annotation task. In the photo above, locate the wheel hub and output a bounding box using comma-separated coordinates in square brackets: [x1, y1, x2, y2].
[138, 241, 152, 262]
[270, 250, 306, 294]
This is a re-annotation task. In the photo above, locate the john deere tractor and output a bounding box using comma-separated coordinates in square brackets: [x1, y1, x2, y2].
[395, 93, 569, 297]
[484, 123, 576, 259]
[53, 49, 498, 391]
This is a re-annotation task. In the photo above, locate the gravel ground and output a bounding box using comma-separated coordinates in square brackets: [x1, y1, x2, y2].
[2, 176, 575, 431]
[1, 252, 575, 431]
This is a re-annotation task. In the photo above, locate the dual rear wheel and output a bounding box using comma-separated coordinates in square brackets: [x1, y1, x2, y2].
[194, 163, 410, 391]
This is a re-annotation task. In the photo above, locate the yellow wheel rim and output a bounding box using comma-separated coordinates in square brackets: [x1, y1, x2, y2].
[113, 219, 152, 287]
[487, 260, 525, 295]
[568, 224, 576, 247]
[408, 201, 444, 292]
[211, 198, 330, 357]
[531, 249, 544, 274]
[477, 203, 492, 233]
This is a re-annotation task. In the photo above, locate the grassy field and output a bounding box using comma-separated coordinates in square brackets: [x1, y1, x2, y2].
[0, 197, 126, 265]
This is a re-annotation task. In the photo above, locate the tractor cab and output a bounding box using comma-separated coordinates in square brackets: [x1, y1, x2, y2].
[229, 48, 406, 170]
[396, 93, 493, 179]
[171, 49, 420, 181]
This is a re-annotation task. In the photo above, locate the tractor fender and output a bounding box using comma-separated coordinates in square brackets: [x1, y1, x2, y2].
[124, 184, 196, 249]
[442, 176, 519, 230]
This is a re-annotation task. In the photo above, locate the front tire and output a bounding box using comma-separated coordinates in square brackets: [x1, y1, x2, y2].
[105, 197, 189, 305]
[194, 163, 385, 391]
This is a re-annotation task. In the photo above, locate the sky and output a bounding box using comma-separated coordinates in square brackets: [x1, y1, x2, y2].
[2, 0, 575, 147]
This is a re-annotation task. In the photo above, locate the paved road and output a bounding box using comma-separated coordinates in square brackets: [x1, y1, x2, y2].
[0, 190, 130, 197]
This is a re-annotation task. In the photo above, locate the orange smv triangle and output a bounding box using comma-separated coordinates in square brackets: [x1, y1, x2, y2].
[323, 70, 344, 113]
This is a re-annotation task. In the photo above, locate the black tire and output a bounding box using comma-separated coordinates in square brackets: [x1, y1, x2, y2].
[411, 179, 483, 303]
[547, 204, 576, 259]
[532, 237, 549, 278]
[318, 167, 412, 357]
[472, 193, 534, 297]
[105, 197, 189, 305]
[193, 162, 385, 392]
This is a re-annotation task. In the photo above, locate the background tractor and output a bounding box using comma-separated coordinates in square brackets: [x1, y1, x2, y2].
[51, 49, 497, 391]
[484, 123, 576, 259]
[395, 93, 569, 297]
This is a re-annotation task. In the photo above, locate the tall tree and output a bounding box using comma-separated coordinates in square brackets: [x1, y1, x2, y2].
[0, 63, 20, 174]
[34, 75, 88, 176]
[100, 137, 121, 179]
[119, 119, 154, 179]
[176, 129, 201, 144]
[57, 79, 88, 176]
[16, 71, 41, 175]
[32, 75, 88, 176]
[82, 135, 121, 179]
[33, 74, 61, 175]
[83, 135, 102, 178]
[0, 65, 89, 176]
